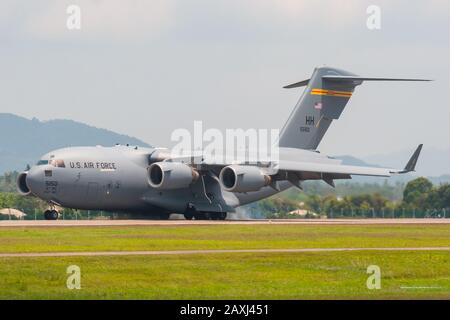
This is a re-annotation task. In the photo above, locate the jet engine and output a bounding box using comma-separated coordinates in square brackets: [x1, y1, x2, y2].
[16, 172, 31, 195]
[219, 165, 271, 193]
[148, 162, 199, 190]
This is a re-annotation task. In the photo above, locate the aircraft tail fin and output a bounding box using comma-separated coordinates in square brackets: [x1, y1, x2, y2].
[278, 67, 431, 150]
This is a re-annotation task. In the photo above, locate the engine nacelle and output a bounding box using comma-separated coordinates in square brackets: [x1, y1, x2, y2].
[219, 165, 271, 193]
[16, 172, 31, 195]
[148, 162, 199, 190]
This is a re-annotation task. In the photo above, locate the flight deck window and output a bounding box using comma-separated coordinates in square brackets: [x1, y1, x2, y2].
[50, 159, 66, 168]
[36, 160, 49, 166]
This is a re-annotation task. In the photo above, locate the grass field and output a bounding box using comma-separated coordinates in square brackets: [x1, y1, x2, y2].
[0, 224, 449, 252]
[0, 224, 449, 299]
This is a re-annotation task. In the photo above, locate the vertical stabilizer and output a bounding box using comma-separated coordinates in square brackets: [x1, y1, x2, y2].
[278, 67, 359, 150]
[278, 66, 431, 150]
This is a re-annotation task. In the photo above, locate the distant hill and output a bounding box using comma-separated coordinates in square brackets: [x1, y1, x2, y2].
[0, 113, 150, 173]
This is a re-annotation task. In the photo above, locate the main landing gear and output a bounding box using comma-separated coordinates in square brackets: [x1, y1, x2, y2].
[44, 209, 59, 220]
[183, 203, 227, 220]
[183, 211, 227, 220]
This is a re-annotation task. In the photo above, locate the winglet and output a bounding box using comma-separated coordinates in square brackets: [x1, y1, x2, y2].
[393, 144, 423, 174]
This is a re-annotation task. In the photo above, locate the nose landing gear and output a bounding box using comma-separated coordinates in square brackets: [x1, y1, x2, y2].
[44, 209, 59, 220]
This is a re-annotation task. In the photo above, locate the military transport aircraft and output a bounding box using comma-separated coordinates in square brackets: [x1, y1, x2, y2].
[17, 67, 428, 220]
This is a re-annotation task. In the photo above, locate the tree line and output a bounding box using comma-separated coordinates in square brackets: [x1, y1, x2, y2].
[249, 177, 449, 219]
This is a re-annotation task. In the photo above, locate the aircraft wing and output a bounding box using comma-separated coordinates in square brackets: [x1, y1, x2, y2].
[168, 144, 423, 186]
[279, 144, 421, 178]
[277, 160, 393, 177]
[263, 144, 421, 189]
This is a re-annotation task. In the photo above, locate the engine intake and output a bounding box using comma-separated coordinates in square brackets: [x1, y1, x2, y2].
[148, 162, 199, 190]
[17, 172, 31, 195]
[219, 165, 271, 193]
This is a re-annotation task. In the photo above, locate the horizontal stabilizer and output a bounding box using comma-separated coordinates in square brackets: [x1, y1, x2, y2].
[322, 75, 432, 82]
[283, 79, 310, 89]
[283, 76, 431, 89]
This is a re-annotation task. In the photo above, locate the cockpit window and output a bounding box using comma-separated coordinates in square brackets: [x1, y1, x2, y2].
[36, 160, 49, 166]
[50, 159, 66, 168]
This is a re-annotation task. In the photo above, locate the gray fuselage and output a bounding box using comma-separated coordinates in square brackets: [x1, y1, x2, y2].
[23, 145, 295, 216]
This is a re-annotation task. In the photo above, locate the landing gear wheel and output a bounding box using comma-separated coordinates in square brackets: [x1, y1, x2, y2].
[184, 212, 194, 220]
[208, 212, 227, 220]
[194, 213, 207, 220]
[184, 203, 196, 220]
[44, 210, 59, 220]
[50, 210, 59, 220]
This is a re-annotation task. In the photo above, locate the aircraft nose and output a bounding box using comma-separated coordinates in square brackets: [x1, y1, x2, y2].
[26, 167, 45, 197]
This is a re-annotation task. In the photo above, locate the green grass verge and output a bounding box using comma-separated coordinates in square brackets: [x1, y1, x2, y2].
[0, 251, 449, 299]
[1, 224, 449, 299]
[0, 224, 449, 253]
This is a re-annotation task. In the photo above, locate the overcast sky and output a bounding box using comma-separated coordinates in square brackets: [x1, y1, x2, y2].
[0, 0, 449, 157]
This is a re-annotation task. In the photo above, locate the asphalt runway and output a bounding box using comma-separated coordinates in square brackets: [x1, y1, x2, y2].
[0, 218, 449, 227]
[1, 247, 450, 258]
